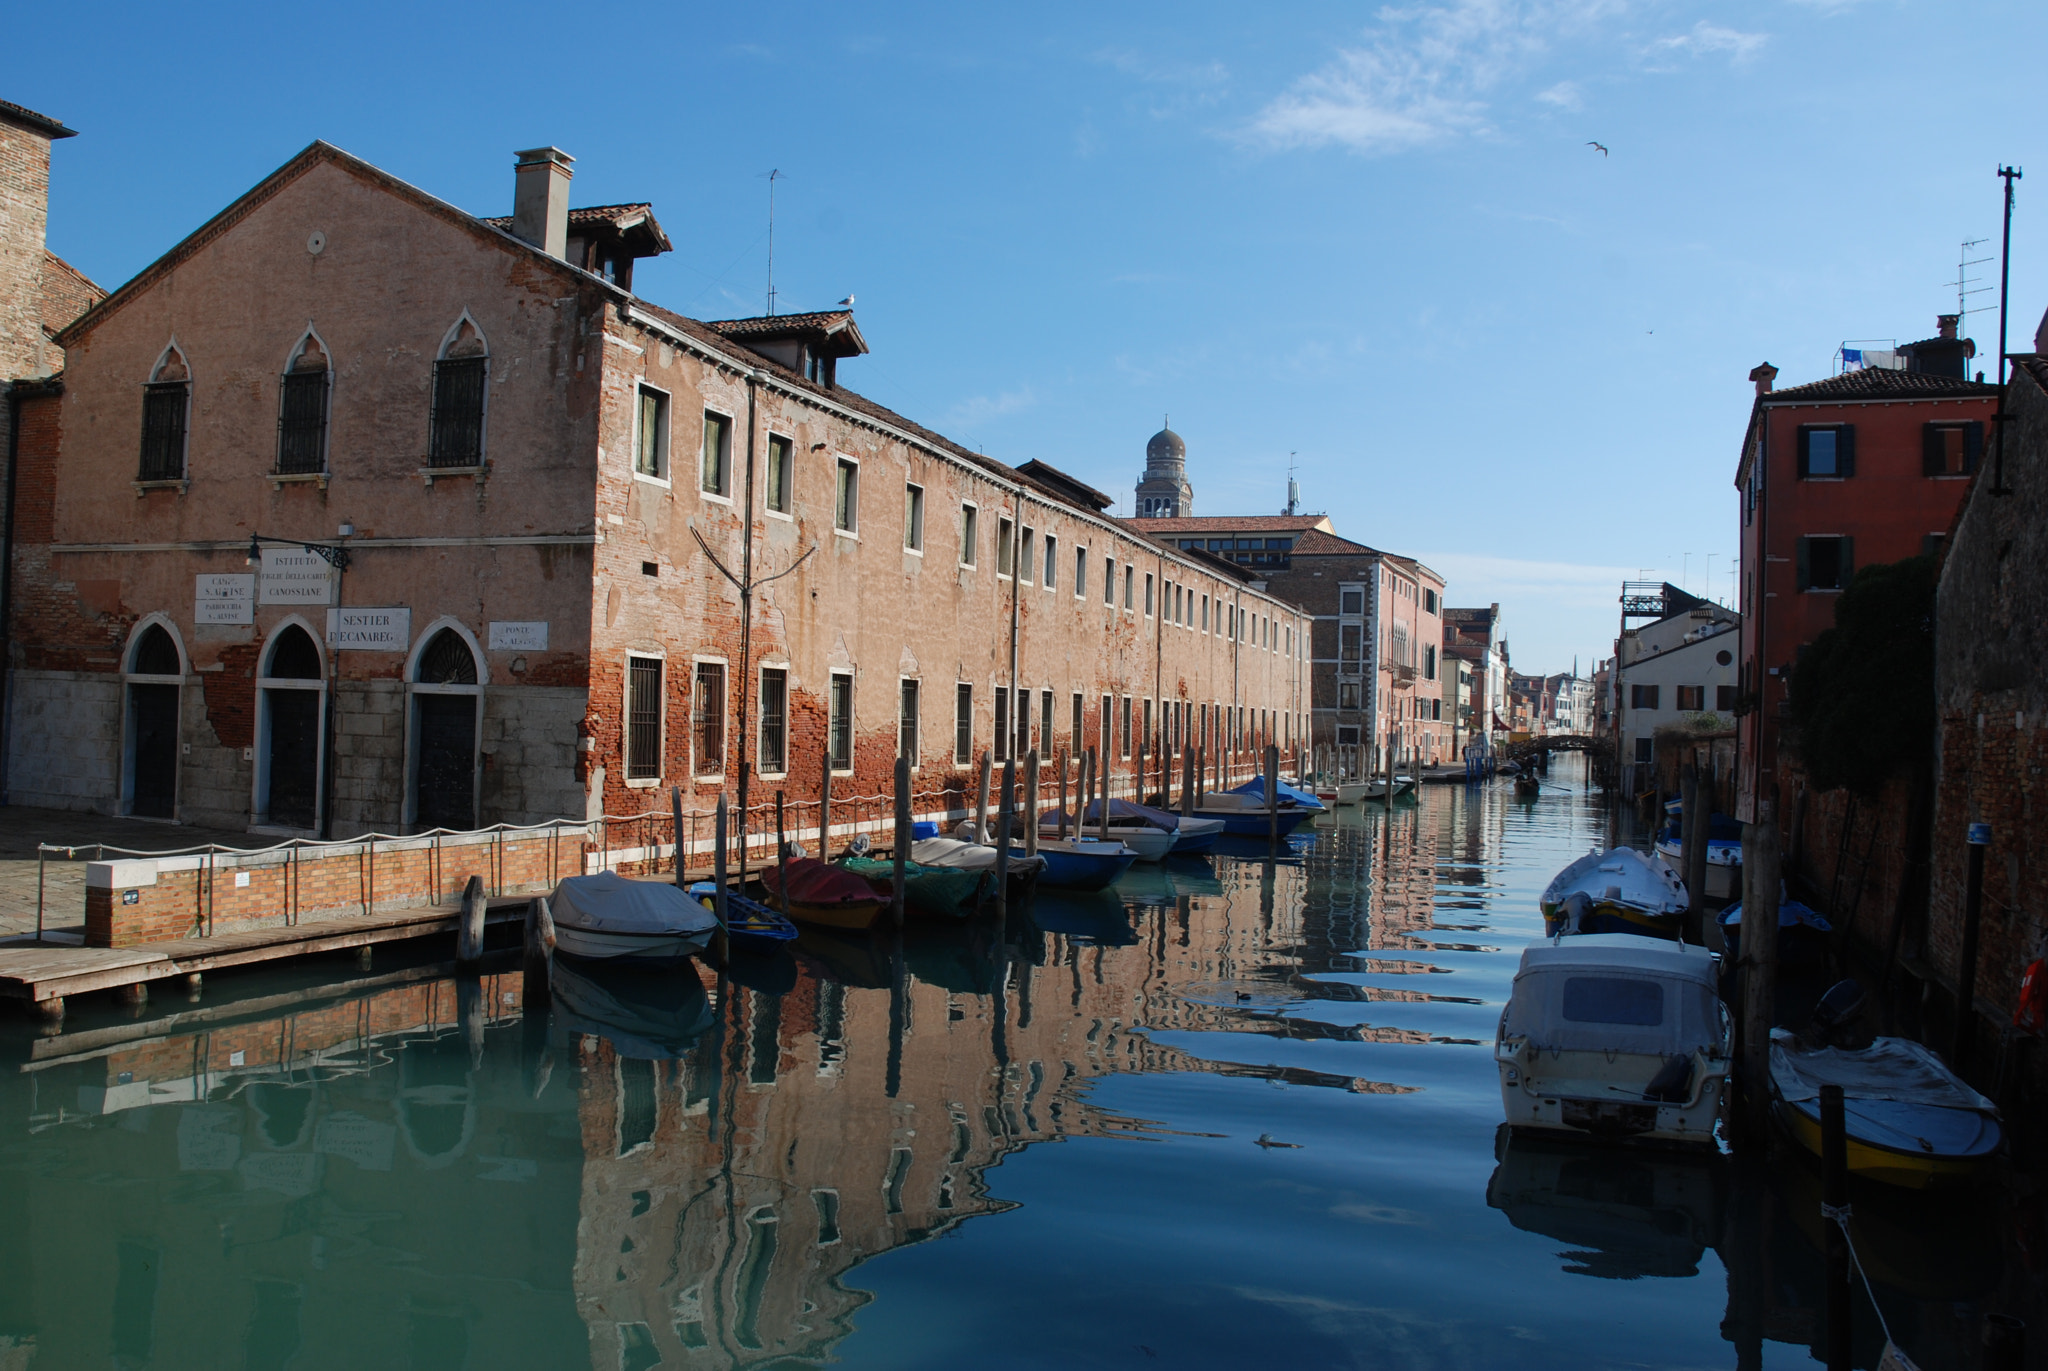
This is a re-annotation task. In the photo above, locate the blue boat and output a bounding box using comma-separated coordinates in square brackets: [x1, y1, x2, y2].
[1007, 835, 1139, 891]
[686, 881, 800, 951]
[1226, 776, 1328, 812]
[1719, 897, 1832, 968]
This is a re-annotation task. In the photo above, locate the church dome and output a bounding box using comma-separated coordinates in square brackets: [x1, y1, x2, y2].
[1146, 427, 1186, 468]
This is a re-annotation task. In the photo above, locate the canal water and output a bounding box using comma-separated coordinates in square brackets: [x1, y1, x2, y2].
[0, 756, 2014, 1368]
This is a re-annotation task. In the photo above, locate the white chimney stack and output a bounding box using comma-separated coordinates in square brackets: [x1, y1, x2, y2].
[511, 147, 574, 259]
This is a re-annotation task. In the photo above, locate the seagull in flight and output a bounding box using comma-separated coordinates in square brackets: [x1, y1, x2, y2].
[1587, 141, 1609, 157]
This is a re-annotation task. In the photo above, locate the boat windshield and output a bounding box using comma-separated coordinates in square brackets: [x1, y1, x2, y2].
[1562, 976, 1662, 1027]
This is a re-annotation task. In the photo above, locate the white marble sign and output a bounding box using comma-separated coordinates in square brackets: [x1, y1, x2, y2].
[488, 620, 548, 651]
[195, 573, 254, 624]
[258, 546, 335, 605]
[326, 606, 411, 651]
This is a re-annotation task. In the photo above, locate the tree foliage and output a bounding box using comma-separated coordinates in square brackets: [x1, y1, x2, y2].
[1787, 556, 1935, 794]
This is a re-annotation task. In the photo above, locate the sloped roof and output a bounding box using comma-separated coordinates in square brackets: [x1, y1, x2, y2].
[0, 99, 75, 139]
[705, 309, 868, 359]
[1761, 368, 1998, 402]
[39, 251, 104, 337]
[478, 202, 672, 253]
[1289, 527, 1383, 557]
[1137, 514, 1333, 535]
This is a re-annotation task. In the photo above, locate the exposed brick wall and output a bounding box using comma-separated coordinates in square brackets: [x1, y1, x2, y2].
[0, 119, 55, 381]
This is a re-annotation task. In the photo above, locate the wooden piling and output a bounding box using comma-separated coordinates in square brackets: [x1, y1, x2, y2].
[457, 874, 485, 971]
[995, 756, 1015, 914]
[1024, 748, 1040, 856]
[712, 793, 731, 965]
[976, 751, 993, 843]
[1097, 744, 1112, 841]
[819, 746, 833, 857]
[1956, 822, 1991, 1073]
[891, 757, 910, 928]
[775, 788, 791, 918]
[1265, 744, 1280, 846]
[671, 786, 686, 884]
[1136, 737, 1147, 808]
[1057, 749, 1070, 840]
[523, 896, 556, 1008]
[1078, 749, 1094, 840]
[1679, 764, 1702, 943]
[1739, 798, 1780, 1139]
[1196, 746, 1205, 807]
[1821, 1083, 1851, 1371]
[1181, 744, 1196, 818]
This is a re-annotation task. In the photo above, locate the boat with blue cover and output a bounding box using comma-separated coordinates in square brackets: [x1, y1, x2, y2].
[1226, 776, 1328, 812]
[1655, 802, 1744, 899]
[1189, 790, 1318, 836]
[685, 880, 799, 951]
[1064, 798, 1223, 858]
[1717, 895, 1831, 968]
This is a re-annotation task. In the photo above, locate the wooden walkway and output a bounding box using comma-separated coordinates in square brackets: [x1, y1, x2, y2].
[0, 897, 531, 1008]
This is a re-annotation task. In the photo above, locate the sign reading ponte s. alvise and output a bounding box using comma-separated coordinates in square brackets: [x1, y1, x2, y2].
[257, 547, 336, 605]
[326, 607, 411, 652]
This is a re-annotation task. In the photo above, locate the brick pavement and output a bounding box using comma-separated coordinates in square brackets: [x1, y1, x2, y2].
[0, 806, 271, 941]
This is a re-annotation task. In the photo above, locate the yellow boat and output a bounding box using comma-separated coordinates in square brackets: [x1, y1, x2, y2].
[1769, 1030, 2002, 1189]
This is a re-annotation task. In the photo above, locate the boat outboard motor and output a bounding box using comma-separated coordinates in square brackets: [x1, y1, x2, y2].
[1644, 1052, 1695, 1103]
[1801, 979, 1873, 1051]
[1557, 891, 1594, 936]
[847, 833, 872, 858]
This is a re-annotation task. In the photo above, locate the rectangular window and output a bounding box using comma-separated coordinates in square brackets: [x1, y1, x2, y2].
[954, 683, 974, 764]
[828, 673, 854, 771]
[904, 483, 925, 551]
[1201, 594, 1210, 631]
[1797, 534, 1853, 591]
[759, 667, 788, 774]
[428, 357, 487, 468]
[1340, 588, 1363, 616]
[1796, 424, 1855, 479]
[1142, 698, 1153, 755]
[960, 503, 978, 566]
[1101, 694, 1113, 759]
[700, 410, 730, 493]
[997, 518, 1015, 575]
[1120, 696, 1132, 759]
[692, 662, 726, 776]
[1630, 684, 1660, 709]
[1144, 573, 1154, 617]
[1020, 526, 1036, 583]
[1424, 589, 1438, 614]
[1634, 737, 1653, 764]
[994, 687, 1010, 763]
[1044, 536, 1058, 590]
[1071, 692, 1084, 750]
[1075, 546, 1087, 598]
[1923, 421, 1983, 477]
[1040, 689, 1054, 754]
[636, 386, 670, 479]
[1340, 624, 1362, 666]
[1675, 684, 1705, 712]
[834, 459, 859, 532]
[626, 657, 662, 781]
[1716, 684, 1736, 711]
[899, 679, 919, 764]
[138, 382, 190, 481]
[276, 370, 329, 475]
[1103, 556, 1115, 605]
[1123, 566, 1134, 610]
[1424, 644, 1437, 680]
[1339, 682, 1362, 709]
[765, 433, 793, 513]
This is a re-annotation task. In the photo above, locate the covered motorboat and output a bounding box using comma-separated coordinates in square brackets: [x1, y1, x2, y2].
[1062, 798, 1221, 859]
[1717, 896, 1831, 969]
[923, 831, 1048, 890]
[1189, 790, 1317, 837]
[549, 871, 719, 964]
[1540, 847, 1689, 940]
[1008, 835, 1138, 891]
[1496, 934, 1730, 1147]
[1226, 776, 1329, 813]
[1655, 807, 1744, 899]
[685, 881, 798, 952]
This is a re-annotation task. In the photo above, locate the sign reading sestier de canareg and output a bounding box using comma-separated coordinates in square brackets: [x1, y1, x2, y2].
[326, 607, 411, 652]
[195, 574, 255, 624]
[257, 546, 336, 605]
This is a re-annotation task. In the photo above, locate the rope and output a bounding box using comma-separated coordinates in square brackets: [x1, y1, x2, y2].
[1824, 1201, 1896, 1349]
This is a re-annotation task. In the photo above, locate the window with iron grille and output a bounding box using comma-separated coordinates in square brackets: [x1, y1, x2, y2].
[954, 683, 973, 764]
[693, 662, 725, 775]
[899, 679, 919, 763]
[834, 459, 859, 532]
[759, 667, 788, 774]
[1120, 696, 1132, 759]
[828, 672, 854, 771]
[626, 657, 662, 781]
[429, 358, 487, 467]
[1040, 690, 1054, 754]
[1071, 692, 1084, 751]
[138, 383, 189, 481]
[276, 370, 329, 475]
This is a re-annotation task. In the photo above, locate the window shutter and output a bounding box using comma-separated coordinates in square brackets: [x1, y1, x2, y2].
[1836, 425, 1855, 477]
[1795, 536, 1810, 590]
[1795, 427, 1810, 478]
[1922, 423, 1943, 477]
[1965, 421, 1983, 473]
[1840, 535, 1853, 583]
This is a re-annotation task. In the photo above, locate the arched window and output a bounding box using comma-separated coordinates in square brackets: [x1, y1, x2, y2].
[123, 619, 185, 818]
[429, 317, 488, 469]
[256, 623, 325, 831]
[276, 332, 332, 475]
[138, 344, 190, 481]
[409, 625, 482, 831]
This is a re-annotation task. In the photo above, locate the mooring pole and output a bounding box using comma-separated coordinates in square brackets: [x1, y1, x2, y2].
[523, 896, 555, 1008]
[1182, 744, 1196, 818]
[995, 756, 1015, 914]
[1136, 736, 1147, 808]
[1024, 748, 1040, 856]
[671, 786, 686, 885]
[1955, 821, 1991, 1073]
[1265, 744, 1280, 846]
[774, 788, 791, 917]
[1057, 748, 1070, 840]
[891, 757, 909, 929]
[457, 874, 485, 972]
[1740, 797, 1781, 1139]
[1098, 743, 1112, 841]
[975, 750, 993, 842]
[1680, 763, 1702, 944]
[819, 746, 833, 858]
[712, 792, 731, 966]
[1821, 1083, 1851, 1371]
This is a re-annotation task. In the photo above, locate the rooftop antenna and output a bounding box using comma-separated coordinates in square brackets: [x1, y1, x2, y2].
[1952, 236, 1993, 335]
[765, 169, 783, 316]
[1283, 453, 1300, 516]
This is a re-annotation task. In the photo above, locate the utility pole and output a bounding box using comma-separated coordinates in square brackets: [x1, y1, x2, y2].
[1992, 164, 2022, 495]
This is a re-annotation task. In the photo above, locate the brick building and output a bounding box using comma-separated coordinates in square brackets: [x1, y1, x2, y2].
[1137, 511, 1447, 775]
[1442, 603, 1508, 759]
[1733, 324, 1998, 821]
[4, 140, 1308, 838]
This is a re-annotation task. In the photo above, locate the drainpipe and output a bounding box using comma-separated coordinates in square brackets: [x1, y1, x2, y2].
[1153, 545, 1165, 784]
[1008, 482, 1021, 789]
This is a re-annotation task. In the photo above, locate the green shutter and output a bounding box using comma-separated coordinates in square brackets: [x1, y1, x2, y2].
[1837, 425, 1856, 477]
[1922, 423, 1944, 477]
[1795, 537, 1810, 590]
[1840, 535, 1853, 583]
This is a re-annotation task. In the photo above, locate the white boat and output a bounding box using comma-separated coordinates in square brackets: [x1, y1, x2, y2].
[1540, 847, 1689, 939]
[1495, 934, 1730, 1147]
[1654, 836, 1743, 900]
[549, 871, 719, 964]
[1333, 781, 1377, 804]
[928, 830, 1050, 884]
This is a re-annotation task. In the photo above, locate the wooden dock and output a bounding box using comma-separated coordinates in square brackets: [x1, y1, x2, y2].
[0, 897, 531, 1012]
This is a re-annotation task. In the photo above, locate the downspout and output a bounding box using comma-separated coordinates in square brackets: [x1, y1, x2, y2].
[1009, 483, 1021, 761]
[1752, 413, 1769, 821]
[734, 368, 762, 875]
[0, 381, 19, 801]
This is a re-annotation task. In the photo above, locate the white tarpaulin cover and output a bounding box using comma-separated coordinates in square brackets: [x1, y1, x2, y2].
[550, 871, 718, 936]
[1504, 935, 1724, 1057]
[1541, 846, 1687, 916]
[1769, 1032, 1994, 1112]
[915, 836, 998, 870]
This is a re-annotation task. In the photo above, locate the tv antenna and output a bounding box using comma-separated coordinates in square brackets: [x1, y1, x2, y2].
[765, 169, 783, 316]
[1950, 237, 1993, 334]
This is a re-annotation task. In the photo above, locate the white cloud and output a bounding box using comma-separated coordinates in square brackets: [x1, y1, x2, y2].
[1240, 0, 1625, 154]
[1652, 20, 1769, 62]
[945, 386, 1037, 429]
[1535, 79, 1582, 108]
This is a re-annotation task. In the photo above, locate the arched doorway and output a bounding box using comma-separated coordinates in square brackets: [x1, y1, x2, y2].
[124, 622, 183, 818]
[258, 623, 324, 830]
[411, 627, 481, 831]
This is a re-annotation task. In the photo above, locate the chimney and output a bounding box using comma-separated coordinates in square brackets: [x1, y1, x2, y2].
[511, 147, 574, 258]
[1937, 313, 1959, 340]
[1749, 362, 1778, 396]
[2035, 302, 2048, 356]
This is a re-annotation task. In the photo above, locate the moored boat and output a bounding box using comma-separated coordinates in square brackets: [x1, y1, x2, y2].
[1540, 846, 1689, 940]
[1495, 934, 1730, 1147]
[548, 871, 719, 964]
[1226, 776, 1329, 812]
[1654, 805, 1744, 899]
[1513, 774, 1542, 798]
[685, 880, 800, 951]
[1188, 790, 1317, 836]
[1061, 798, 1220, 859]
[1717, 897, 1831, 968]
[758, 857, 892, 930]
[1008, 835, 1138, 890]
[841, 855, 988, 918]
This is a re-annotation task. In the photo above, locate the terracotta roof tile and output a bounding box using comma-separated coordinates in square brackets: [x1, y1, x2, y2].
[1763, 368, 1998, 402]
[705, 310, 856, 337]
[1132, 515, 1333, 534]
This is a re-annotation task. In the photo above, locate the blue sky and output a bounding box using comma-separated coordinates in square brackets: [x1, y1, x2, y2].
[9, 1, 2043, 673]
